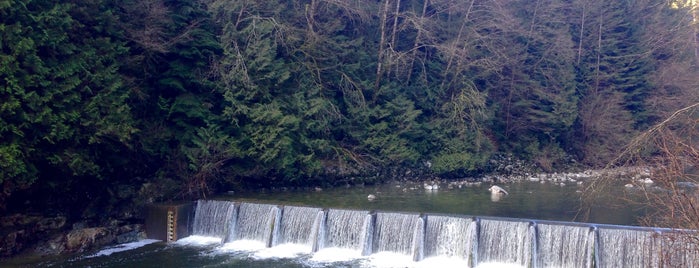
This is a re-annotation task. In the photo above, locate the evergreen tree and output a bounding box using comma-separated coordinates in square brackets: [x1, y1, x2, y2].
[117, 0, 225, 195]
[572, 0, 650, 165]
[0, 0, 135, 209]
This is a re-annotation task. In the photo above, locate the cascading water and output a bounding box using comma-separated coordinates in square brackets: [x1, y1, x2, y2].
[178, 200, 699, 268]
[229, 203, 279, 245]
[273, 206, 323, 247]
[535, 223, 593, 268]
[477, 219, 532, 267]
[321, 209, 372, 253]
[372, 212, 422, 256]
[411, 216, 425, 261]
[424, 215, 475, 262]
[656, 231, 699, 267]
[596, 228, 660, 268]
[191, 200, 236, 240]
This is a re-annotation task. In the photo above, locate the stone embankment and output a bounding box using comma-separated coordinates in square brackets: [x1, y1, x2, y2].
[0, 213, 145, 258]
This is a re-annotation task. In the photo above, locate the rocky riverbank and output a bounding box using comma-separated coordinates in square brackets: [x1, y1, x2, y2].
[0, 180, 165, 259]
[0, 213, 146, 259]
[0, 154, 655, 260]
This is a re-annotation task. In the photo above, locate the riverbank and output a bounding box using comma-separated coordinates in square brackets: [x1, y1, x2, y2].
[0, 154, 650, 261]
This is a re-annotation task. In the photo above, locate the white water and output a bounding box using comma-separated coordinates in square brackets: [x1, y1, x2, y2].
[218, 239, 267, 252]
[175, 235, 224, 246]
[535, 223, 593, 268]
[477, 219, 532, 267]
[320, 209, 371, 253]
[83, 239, 160, 258]
[161, 202, 699, 268]
[192, 200, 235, 239]
[253, 243, 311, 259]
[232, 203, 278, 244]
[274, 206, 322, 246]
[372, 212, 421, 256]
[597, 228, 660, 268]
[656, 231, 699, 267]
[310, 247, 364, 263]
[424, 215, 475, 261]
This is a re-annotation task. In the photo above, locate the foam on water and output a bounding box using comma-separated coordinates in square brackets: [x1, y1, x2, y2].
[217, 239, 267, 252]
[174, 235, 223, 246]
[253, 243, 311, 259]
[365, 251, 414, 268]
[364, 253, 474, 268]
[84, 239, 160, 258]
[475, 262, 526, 268]
[310, 247, 364, 263]
[416, 256, 471, 267]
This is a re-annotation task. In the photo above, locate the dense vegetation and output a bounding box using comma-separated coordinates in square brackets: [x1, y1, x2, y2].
[1, 0, 698, 216]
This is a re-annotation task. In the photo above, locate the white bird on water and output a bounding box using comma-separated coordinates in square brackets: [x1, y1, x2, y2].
[424, 182, 439, 191]
[488, 185, 509, 195]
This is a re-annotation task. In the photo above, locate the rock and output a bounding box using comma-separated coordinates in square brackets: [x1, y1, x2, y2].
[115, 224, 146, 244]
[65, 227, 114, 252]
[677, 182, 698, 188]
[36, 216, 67, 232]
[0, 214, 68, 257]
[1, 214, 41, 228]
[1, 230, 28, 257]
[33, 234, 67, 256]
[72, 221, 89, 230]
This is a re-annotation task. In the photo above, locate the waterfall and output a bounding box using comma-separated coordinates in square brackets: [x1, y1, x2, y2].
[535, 223, 593, 268]
[372, 212, 422, 256]
[411, 216, 425, 261]
[192, 200, 236, 240]
[185, 200, 698, 267]
[656, 231, 699, 267]
[424, 215, 475, 262]
[321, 209, 372, 253]
[597, 228, 661, 268]
[310, 210, 326, 252]
[273, 206, 323, 247]
[229, 203, 279, 246]
[477, 219, 532, 267]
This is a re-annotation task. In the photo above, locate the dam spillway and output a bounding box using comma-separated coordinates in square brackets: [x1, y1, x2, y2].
[150, 200, 699, 267]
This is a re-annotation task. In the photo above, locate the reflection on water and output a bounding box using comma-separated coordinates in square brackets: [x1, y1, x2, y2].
[4, 181, 648, 268]
[231, 181, 644, 226]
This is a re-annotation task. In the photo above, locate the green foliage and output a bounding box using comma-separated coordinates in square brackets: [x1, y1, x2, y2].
[2, 0, 696, 212]
[0, 0, 141, 211]
[115, 0, 224, 197]
[181, 124, 236, 196]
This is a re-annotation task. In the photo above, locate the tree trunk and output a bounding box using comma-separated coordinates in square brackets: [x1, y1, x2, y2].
[441, 0, 475, 89]
[407, 0, 428, 82]
[375, 0, 391, 92]
[577, 3, 586, 64]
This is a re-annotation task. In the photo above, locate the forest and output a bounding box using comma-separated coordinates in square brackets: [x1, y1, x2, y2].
[1, 0, 698, 218]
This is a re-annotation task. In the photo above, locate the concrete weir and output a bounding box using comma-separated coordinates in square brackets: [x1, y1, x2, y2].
[145, 202, 194, 242]
[145, 200, 699, 267]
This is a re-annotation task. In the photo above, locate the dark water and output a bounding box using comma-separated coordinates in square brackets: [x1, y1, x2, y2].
[229, 180, 643, 225]
[4, 181, 647, 268]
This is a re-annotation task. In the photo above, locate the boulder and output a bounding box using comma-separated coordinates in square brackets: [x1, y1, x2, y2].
[0, 230, 28, 257]
[65, 227, 115, 252]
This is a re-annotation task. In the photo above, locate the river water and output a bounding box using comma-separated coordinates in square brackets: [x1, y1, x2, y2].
[230, 180, 642, 225]
[5, 180, 648, 268]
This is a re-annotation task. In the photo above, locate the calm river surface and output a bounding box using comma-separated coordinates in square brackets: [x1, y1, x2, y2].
[229, 180, 644, 225]
[5, 180, 647, 268]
